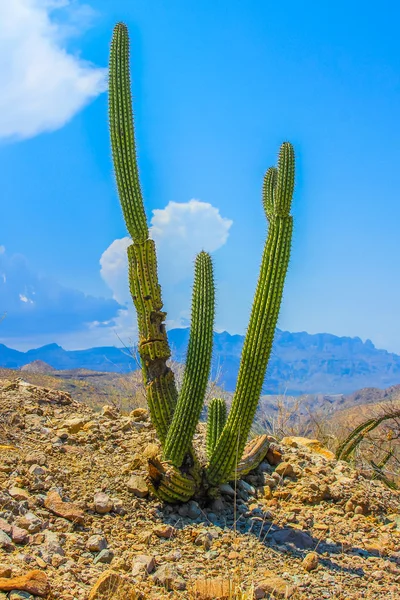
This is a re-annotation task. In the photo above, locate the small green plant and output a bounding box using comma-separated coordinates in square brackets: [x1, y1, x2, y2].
[108, 22, 295, 501]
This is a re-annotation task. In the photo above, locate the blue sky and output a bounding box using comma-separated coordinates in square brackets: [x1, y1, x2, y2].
[1, 0, 400, 353]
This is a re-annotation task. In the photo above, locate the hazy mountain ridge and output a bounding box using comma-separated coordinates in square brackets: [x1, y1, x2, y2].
[1, 328, 400, 395]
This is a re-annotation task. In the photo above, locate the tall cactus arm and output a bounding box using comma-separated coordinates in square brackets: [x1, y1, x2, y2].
[163, 252, 216, 467]
[262, 167, 277, 220]
[206, 398, 227, 459]
[109, 22, 178, 442]
[206, 142, 294, 485]
[109, 22, 148, 243]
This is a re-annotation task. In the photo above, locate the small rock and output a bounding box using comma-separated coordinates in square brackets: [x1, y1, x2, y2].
[0, 531, 14, 552]
[271, 528, 314, 549]
[88, 570, 138, 600]
[14, 512, 42, 534]
[127, 476, 149, 498]
[8, 487, 31, 502]
[302, 551, 319, 572]
[44, 491, 84, 524]
[101, 405, 119, 419]
[0, 567, 12, 578]
[93, 492, 113, 515]
[9, 592, 34, 600]
[8, 590, 35, 600]
[86, 535, 107, 552]
[194, 532, 214, 550]
[0, 570, 49, 597]
[210, 498, 225, 513]
[187, 500, 201, 519]
[93, 549, 114, 564]
[345, 500, 355, 514]
[24, 452, 47, 466]
[153, 525, 175, 539]
[11, 526, 28, 545]
[152, 564, 186, 591]
[0, 518, 12, 535]
[266, 445, 283, 465]
[130, 408, 149, 422]
[63, 417, 86, 434]
[219, 483, 235, 497]
[274, 462, 295, 477]
[255, 573, 295, 599]
[131, 554, 155, 576]
[28, 464, 46, 477]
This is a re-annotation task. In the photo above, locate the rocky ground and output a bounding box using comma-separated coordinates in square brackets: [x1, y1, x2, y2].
[0, 377, 399, 599]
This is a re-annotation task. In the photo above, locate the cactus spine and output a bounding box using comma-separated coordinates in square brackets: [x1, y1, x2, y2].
[206, 398, 227, 459]
[108, 22, 296, 501]
[206, 143, 294, 485]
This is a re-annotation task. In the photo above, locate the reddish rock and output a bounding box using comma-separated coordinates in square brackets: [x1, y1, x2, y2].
[11, 525, 28, 544]
[266, 445, 283, 466]
[44, 491, 84, 524]
[0, 570, 49, 597]
[153, 525, 175, 539]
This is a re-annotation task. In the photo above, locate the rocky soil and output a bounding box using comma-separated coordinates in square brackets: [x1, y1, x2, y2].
[0, 377, 399, 599]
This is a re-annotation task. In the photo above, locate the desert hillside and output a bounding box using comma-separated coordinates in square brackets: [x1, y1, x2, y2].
[0, 377, 399, 599]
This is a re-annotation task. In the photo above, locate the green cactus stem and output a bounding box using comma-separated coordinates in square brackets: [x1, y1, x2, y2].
[206, 142, 294, 485]
[109, 22, 177, 443]
[109, 22, 148, 243]
[206, 398, 227, 459]
[163, 252, 215, 467]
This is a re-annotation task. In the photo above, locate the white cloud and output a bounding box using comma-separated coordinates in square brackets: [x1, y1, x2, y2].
[101, 199, 233, 298]
[0, 0, 106, 141]
[150, 199, 233, 282]
[100, 237, 132, 305]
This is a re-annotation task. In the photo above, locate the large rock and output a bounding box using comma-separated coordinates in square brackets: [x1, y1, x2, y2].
[271, 528, 314, 549]
[44, 491, 84, 524]
[0, 571, 49, 597]
[127, 475, 149, 498]
[152, 564, 186, 591]
[281, 437, 336, 461]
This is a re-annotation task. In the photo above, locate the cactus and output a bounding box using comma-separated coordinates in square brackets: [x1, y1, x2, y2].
[108, 22, 295, 501]
[206, 142, 294, 485]
[206, 398, 227, 459]
[163, 251, 215, 467]
[109, 22, 176, 444]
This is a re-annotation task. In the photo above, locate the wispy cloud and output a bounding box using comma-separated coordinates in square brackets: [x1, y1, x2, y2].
[0, 0, 106, 141]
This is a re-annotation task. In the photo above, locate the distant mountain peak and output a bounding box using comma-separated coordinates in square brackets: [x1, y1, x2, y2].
[20, 360, 56, 374]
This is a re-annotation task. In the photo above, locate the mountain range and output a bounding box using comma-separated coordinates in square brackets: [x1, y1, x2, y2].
[1, 328, 400, 395]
